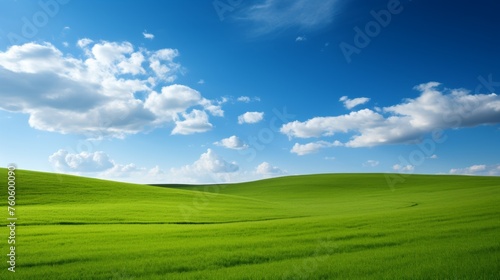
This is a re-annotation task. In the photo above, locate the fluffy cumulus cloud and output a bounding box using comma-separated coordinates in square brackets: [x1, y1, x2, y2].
[49, 149, 114, 172]
[238, 111, 264, 124]
[291, 140, 342, 155]
[339, 96, 370, 109]
[282, 82, 500, 148]
[169, 149, 239, 183]
[47, 149, 288, 183]
[49, 149, 169, 183]
[171, 110, 213, 135]
[0, 41, 223, 138]
[255, 162, 286, 176]
[240, 0, 337, 35]
[189, 149, 239, 173]
[214, 135, 249, 150]
[144, 85, 202, 119]
[449, 164, 500, 176]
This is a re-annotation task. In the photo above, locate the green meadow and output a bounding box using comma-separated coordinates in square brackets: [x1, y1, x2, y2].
[0, 169, 499, 279]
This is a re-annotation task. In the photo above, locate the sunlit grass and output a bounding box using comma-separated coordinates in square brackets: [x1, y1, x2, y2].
[0, 169, 499, 279]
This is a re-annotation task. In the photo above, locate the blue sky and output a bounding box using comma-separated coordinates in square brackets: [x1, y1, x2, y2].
[0, 0, 499, 183]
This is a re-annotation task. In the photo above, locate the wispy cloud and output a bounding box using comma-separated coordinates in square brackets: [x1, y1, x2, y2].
[237, 96, 261, 103]
[393, 164, 414, 173]
[291, 140, 342, 155]
[238, 0, 337, 35]
[339, 96, 370, 110]
[295, 36, 307, 42]
[77, 38, 93, 48]
[142, 30, 155, 40]
[450, 164, 500, 176]
[363, 160, 380, 167]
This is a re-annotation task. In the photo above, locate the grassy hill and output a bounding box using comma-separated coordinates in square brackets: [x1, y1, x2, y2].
[1, 169, 499, 279]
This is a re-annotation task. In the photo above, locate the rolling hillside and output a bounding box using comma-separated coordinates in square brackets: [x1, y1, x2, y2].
[1, 169, 499, 279]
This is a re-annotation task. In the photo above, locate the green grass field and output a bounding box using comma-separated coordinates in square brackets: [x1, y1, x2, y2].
[1, 169, 499, 279]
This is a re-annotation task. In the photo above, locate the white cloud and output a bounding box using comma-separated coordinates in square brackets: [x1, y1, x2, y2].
[238, 111, 264, 124]
[199, 98, 224, 117]
[172, 110, 213, 135]
[190, 149, 239, 173]
[469, 165, 487, 172]
[197, 79, 205, 84]
[363, 160, 379, 167]
[169, 149, 239, 183]
[449, 164, 500, 176]
[430, 154, 438, 159]
[145, 84, 202, 120]
[148, 165, 165, 176]
[91, 41, 135, 67]
[49, 149, 151, 178]
[339, 96, 370, 109]
[214, 135, 249, 150]
[240, 0, 337, 35]
[148, 48, 180, 82]
[117, 51, 146, 75]
[393, 164, 414, 173]
[77, 38, 93, 48]
[102, 163, 147, 178]
[291, 140, 342, 156]
[49, 149, 114, 172]
[237, 96, 251, 103]
[295, 36, 307, 42]
[0, 41, 222, 137]
[48, 150, 290, 184]
[255, 162, 286, 176]
[237, 96, 260, 103]
[143, 31, 155, 40]
[282, 82, 500, 147]
[281, 109, 382, 139]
